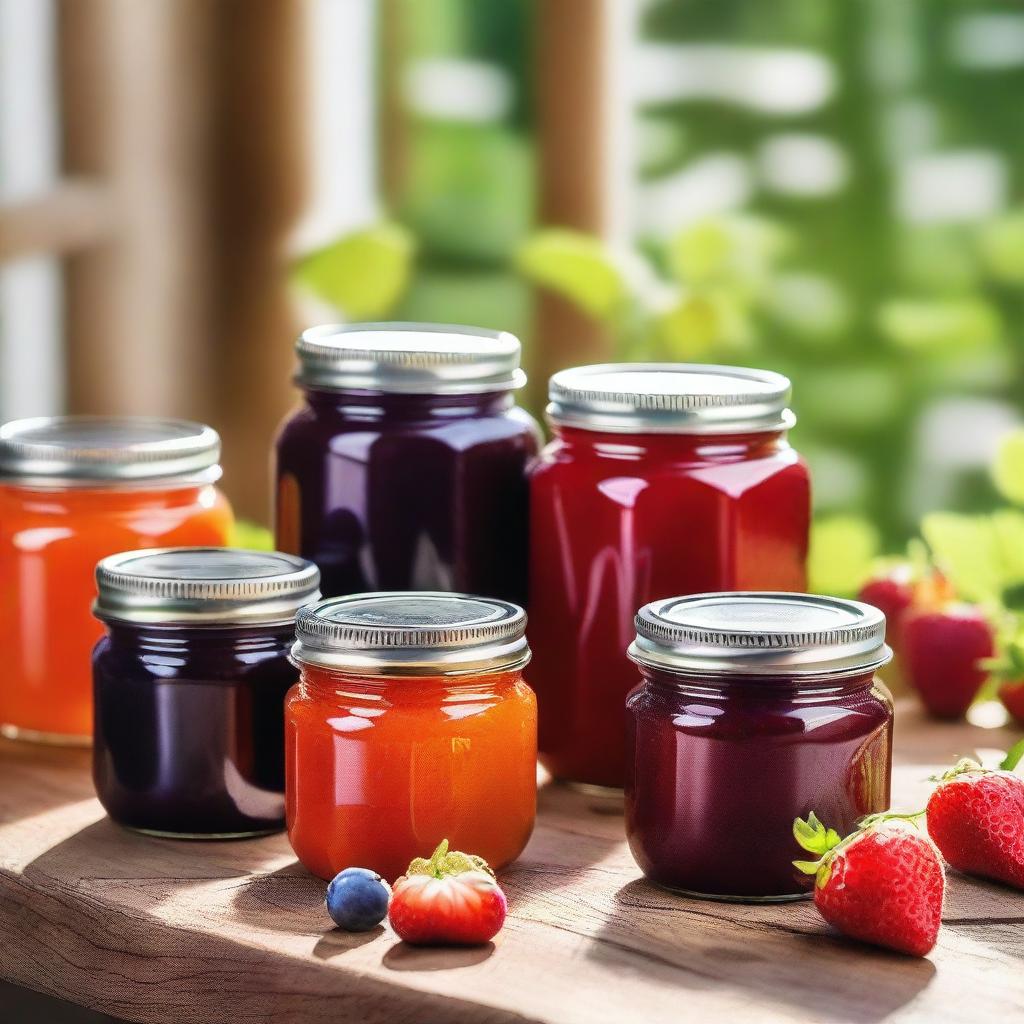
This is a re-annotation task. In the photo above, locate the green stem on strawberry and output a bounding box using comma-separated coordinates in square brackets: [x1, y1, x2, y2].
[404, 839, 496, 880]
[793, 811, 926, 887]
[1001, 738, 1024, 773]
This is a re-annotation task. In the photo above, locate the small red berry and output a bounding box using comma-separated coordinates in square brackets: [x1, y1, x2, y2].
[794, 813, 944, 957]
[902, 604, 994, 719]
[388, 840, 507, 946]
[926, 756, 1024, 890]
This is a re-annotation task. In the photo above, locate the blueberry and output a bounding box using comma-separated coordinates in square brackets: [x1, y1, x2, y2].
[326, 867, 391, 931]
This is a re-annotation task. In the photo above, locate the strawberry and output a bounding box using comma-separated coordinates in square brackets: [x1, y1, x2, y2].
[388, 840, 507, 946]
[926, 747, 1024, 890]
[999, 680, 1024, 728]
[857, 561, 952, 651]
[902, 604, 994, 719]
[794, 813, 944, 957]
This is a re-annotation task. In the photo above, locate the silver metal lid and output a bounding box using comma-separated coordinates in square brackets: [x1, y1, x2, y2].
[293, 592, 530, 676]
[295, 322, 527, 394]
[629, 592, 891, 677]
[94, 548, 321, 625]
[547, 363, 795, 434]
[0, 416, 222, 487]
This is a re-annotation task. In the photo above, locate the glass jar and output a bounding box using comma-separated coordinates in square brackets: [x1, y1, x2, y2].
[92, 548, 320, 837]
[0, 417, 234, 743]
[286, 592, 537, 881]
[274, 323, 540, 606]
[625, 592, 894, 902]
[528, 364, 811, 789]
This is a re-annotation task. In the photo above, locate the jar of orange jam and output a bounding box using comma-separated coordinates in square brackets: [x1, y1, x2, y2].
[0, 417, 234, 743]
[286, 592, 537, 881]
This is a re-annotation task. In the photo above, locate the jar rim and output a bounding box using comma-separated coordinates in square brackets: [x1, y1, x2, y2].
[292, 591, 531, 676]
[0, 416, 222, 487]
[295, 322, 527, 395]
[629, 592, 892, 677]
[547, 363, 795, 435]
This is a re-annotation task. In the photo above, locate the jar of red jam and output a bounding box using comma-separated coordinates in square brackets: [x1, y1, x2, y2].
[92, 548, 320, 838]
[274, 323, 541, 605]
[286, 592, 537, 881]
[625, 592, 894, 902]
[0, 417, 234, 743]
[528, 364, 811, 789]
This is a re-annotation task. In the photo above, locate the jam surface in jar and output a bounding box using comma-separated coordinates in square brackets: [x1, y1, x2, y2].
[286, 592, 537, 881]
[92, 548, 320, 838]
[274, 323, 540, 605]
[528, 365, 811, 789]
[625, 592, 894, 902]
[0, 418, 233, 743]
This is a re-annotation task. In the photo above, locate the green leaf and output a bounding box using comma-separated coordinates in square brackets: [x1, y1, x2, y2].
[293, 222, 415, 318]
[230, 520, 274, 552]
[877, 297, 1002, 353]
[667, 216, 788, 292]
[808, 515, 880, 598]
[516, 229, 629, 320]
[921, 513, 1003, 605]
[979, 209, 1024, 285]
[993, 429, 1024, 506]
[992, 510, 1024, 590]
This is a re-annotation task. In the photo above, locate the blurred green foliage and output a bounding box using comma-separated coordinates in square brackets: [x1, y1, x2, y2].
[294, 0, 1024, 599]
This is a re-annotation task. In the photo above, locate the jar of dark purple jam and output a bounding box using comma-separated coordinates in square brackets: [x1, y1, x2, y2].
[625, 592, 894, 902]
[92, 547, 320, 838]
[273, 323, 541, 605]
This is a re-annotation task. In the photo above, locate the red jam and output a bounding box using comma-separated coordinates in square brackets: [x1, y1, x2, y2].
[528, 366, 810, 788]
[624, 593, 894, 901]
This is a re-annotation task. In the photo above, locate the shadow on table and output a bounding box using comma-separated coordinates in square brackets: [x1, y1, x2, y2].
[229, 859, 328, 935]
[587, 879, 935, 1024]
[382, 941, 495, 972]
[312, 925, 384, 960]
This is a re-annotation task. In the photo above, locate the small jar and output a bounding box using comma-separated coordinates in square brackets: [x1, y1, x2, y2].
[92, 548, 320, 838]
[274, 323, 541, 605]
[529, 364, 811, 790]
[0, 417, 234, 743]
[287, 592, 537, 881]
[625, 592, 893, 902]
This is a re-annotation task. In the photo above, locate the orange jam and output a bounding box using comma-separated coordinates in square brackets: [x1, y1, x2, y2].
[285, 593, 537, 881]
[0, 417, 233, 743]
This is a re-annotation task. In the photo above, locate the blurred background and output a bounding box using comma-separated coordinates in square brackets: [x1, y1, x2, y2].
[4, 0, 1024, 583]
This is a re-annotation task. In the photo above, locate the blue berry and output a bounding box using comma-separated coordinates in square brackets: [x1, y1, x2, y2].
[326, 867, 391, 931]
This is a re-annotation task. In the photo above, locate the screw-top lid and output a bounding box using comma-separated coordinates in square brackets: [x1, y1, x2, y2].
[295, 322, 527, 394]
[628, 592, 891, 677]
[94, 548, 321, 625]
[0, 416, 222, 487]
[547, 363, 794, 434]
[293, 592, 530, 676]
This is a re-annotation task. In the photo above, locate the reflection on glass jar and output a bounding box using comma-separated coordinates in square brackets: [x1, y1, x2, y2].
[286, 592, 537, 881]
[625, 592, 893, 902]
[0, 418, 234, 743]
[529, 364, 811, 789]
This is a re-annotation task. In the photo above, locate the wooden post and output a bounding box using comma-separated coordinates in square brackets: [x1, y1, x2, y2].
[206, 0, 308, 523]
[531, 0, 626, 410]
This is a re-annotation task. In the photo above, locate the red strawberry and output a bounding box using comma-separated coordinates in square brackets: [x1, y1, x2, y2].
[999, 680, 1024, 728]
[794, 813, 944, 957]
[926, 751, 1024, 890]
[902, 604, 994, 719]
[858, 565, 952, 651]
[388, 840, 507, 946]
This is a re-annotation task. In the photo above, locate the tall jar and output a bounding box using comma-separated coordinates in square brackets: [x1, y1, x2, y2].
[0, 417, 234, 743]
[286, 592, 537, 881]
[92, 548, 320, 838]
[528, 364, 811, 789]
[274, 323, 541, 605]
[626, 592, 894, 902]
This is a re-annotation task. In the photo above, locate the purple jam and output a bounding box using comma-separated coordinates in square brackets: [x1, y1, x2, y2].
[625, 667, 893, 900]
[274, 388, 539, 604]
[92, 622, 299, 836]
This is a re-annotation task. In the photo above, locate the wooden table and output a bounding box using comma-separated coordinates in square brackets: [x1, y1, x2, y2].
[2, 702, 1023, 1024]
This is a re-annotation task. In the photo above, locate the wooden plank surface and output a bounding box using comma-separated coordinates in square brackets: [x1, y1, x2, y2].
[1, 702, 1023, 1024]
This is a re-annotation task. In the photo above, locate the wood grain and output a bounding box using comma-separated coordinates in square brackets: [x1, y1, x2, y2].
[1, 702, 1023, 1024]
